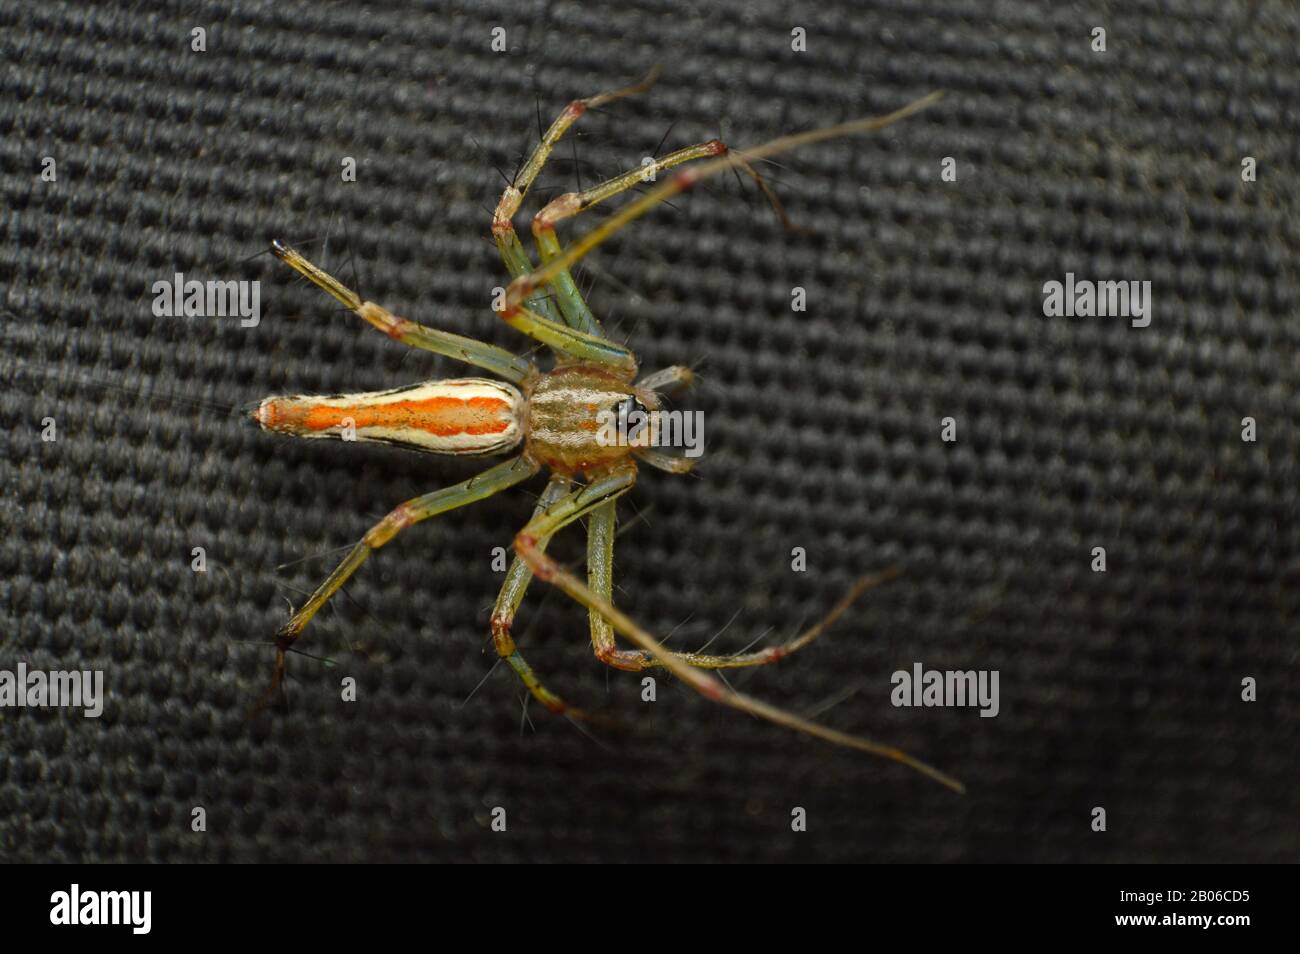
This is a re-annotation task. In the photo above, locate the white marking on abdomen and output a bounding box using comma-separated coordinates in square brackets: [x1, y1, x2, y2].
[254, 378, 525, 456]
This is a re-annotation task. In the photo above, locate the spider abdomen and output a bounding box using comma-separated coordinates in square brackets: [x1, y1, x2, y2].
[253, 378, 524, 455]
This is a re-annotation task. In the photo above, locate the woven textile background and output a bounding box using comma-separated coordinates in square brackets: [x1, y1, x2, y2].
[2, 1, 1296, 863]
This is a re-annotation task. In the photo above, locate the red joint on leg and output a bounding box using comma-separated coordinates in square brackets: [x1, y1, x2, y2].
[596, 646, 645, 672]
[705, 139, 728, 156]
[698, 674, 727, 701]
[541, 695, 567, 715]
[516, 534, 554, 581]
[500, 277, 533, 317]
[492, 188, 522, 237]
[386, 316, 415, 340]
[490, 615, 516, 655]
[762, 646, 788, 663]
[367, 504, 415, 546]
[674, 168, 699, 190]
[627, 657, 649, 672]
[565, 100, 588, 119]
[534, 193, 581, 234]
[359, 302, 413, 340]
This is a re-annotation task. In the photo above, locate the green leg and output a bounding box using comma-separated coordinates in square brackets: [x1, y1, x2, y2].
[528, 139, 734, 337]
[268, 456, 540, 698]
[585, 500, 619, 662]
[529, 230, 600, 336]
[489, 475, 583, 714]
[512, 465, 965, 793]
[592, 566, 901, 671]
[491, 69, 661, 336]
[491, 77, 755, 350]
[271, 241, 533, 385]
[529, 140, 750, 337]
[494, 230, 567, 327]
[504, 91, 945, 314]
[496, 299, 636, 371]
[585, 489, 899, 670]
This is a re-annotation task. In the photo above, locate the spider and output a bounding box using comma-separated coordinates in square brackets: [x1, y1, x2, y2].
[254, 73, 960, 792]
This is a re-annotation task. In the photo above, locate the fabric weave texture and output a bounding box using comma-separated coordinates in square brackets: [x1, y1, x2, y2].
[1, 0, 1296, 862]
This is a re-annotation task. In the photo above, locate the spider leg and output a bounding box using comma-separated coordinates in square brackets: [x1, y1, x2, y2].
[494, 231, 567, 328]
[494, 74, 750, 358]
[265, 456, 539, 702]
[586, 494, 899, 670]
[513, 464, 964, 793]
[591, 553, 900, 671]
[492, 67, 659, 251]
[584, 499, 619, 667]
[493, 67, 661, 337]
[495, 297, 636, 371]
[530, 139, 734, 334]
[489, 475, 585, 715]
[635, 365, 696, 394]
[489, 97, 643, 371]
[270, 241, 533, 385]
[505, 91, 944, 313]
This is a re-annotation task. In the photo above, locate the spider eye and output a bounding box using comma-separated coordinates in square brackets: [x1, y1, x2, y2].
[612, 396, 646, 419]
[612, 396, 650, 441]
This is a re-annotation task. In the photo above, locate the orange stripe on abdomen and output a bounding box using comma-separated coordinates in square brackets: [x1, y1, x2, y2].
[299, 395, 512, 437]
[254, 378, 525, 456]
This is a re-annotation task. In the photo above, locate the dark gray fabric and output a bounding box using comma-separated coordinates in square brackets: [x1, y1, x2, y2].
[1, 0, 1296, 862]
